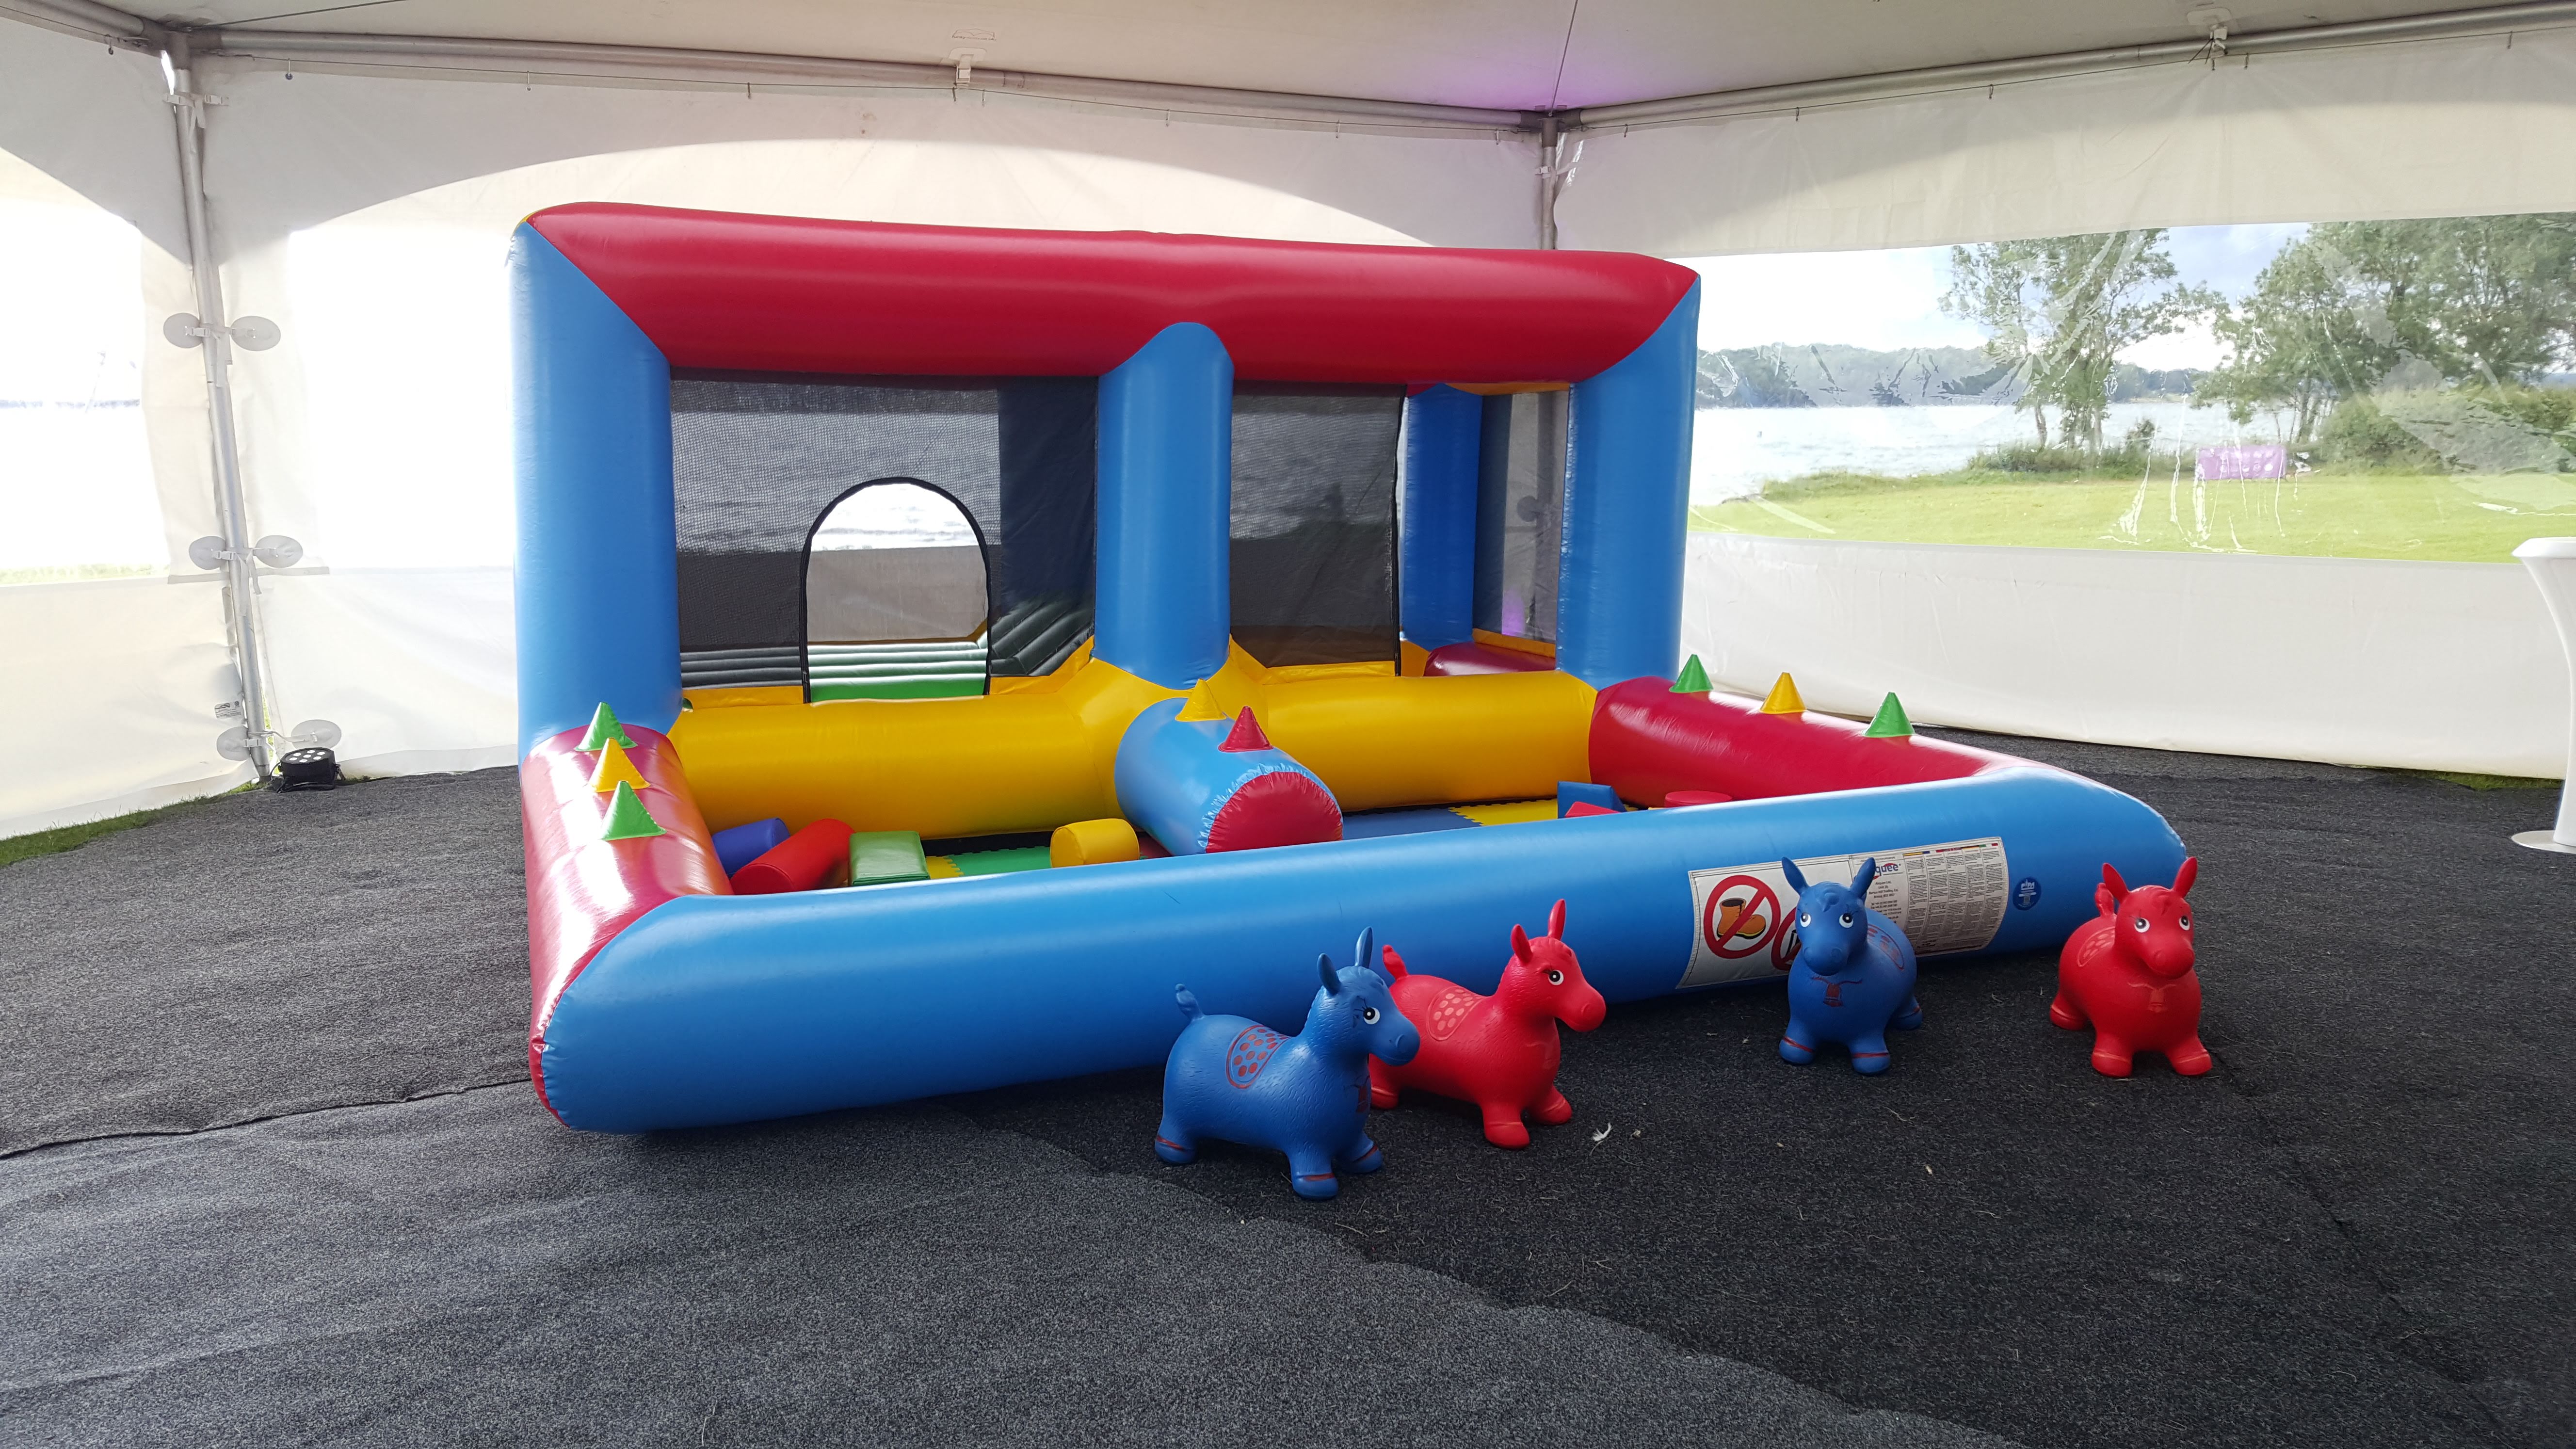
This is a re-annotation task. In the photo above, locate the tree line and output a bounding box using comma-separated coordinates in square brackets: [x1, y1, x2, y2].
[1942, 213, 2576, 456]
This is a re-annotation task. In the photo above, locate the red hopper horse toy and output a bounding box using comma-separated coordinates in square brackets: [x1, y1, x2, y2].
[1369, 900, 1607, 1147]
[2052, 858, 2212, 1077]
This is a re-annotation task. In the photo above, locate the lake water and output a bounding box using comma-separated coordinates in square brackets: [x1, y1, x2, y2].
[1690, 400, 2292, 502]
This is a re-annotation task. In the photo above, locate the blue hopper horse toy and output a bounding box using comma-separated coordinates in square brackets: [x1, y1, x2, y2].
[1779, 857, 1922, 1074]
[1155, 929, 1421, 1200]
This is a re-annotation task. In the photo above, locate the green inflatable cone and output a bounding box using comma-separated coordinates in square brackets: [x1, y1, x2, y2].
[1671, 655, 1712, 693]
[1864, 692, 1914, 738]
[579, 701, 635, 752]
[600, 780, 666, 841]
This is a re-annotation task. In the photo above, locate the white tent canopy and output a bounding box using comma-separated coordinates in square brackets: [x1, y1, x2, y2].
[5, 0, 2574, 834]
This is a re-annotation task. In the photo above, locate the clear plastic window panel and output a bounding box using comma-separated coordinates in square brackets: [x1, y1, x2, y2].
[1679, 216, 2576, 561]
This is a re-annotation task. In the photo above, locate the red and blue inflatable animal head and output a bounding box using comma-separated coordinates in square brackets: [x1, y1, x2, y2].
[1782, 857, 1882, 976]
[1491, 900, 1606, 1032]
[2098, 858, 2197, 979]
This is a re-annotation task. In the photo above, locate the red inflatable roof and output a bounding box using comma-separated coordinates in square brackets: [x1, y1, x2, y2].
[526, 204, 1696, 385]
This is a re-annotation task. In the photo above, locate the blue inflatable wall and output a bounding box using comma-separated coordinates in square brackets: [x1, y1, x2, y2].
[537, 766, 2181, 1131]
[509, 225, 681, 756]
[1558, 279, 1701, 688]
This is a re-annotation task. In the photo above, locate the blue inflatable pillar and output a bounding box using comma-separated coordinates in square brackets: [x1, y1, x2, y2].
[1096, 322, 1234, 689]
[509, 225, 681, 756]
[1399, 385, 1482, 653]
[1556, 281, 1700, 690]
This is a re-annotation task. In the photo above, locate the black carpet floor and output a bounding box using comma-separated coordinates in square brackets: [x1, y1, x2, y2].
[0, 770, 529, 1157]
[1, 740, 2568, 1448]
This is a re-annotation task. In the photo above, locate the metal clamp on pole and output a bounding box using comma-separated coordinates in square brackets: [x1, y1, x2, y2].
[163, 312, 279, 352]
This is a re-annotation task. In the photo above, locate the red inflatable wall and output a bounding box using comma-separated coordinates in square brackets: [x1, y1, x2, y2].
[526, 203, 1698, 385]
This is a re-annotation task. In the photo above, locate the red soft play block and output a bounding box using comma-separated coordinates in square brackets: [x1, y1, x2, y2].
[730, 819, 855, 895]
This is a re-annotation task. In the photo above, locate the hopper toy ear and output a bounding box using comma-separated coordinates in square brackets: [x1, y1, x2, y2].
[1318, 953, 1340, 994]
[1781, 858, 1810, 894]
[1546, 899, 1567, 939]
[1851, 858, 1879, 897]
[1353, 927, 1375, 979]
[1511, 924, 1534, 963]
[2101, 863, 2131, 906]
[2172, 857, 2198, 898]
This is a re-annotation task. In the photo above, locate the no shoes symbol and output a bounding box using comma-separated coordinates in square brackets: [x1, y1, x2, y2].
[1702, 874, 1784, 964]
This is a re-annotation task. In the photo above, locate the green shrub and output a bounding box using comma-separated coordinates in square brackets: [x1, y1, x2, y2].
[1968, 418, 2165, 476]
[2315, 396, 2447, 470]
[2317, 387, 2576, 473]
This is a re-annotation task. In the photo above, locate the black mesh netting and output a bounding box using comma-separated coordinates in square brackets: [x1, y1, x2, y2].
[669, 373, 1096, 683]
[1474, 390, 1566, 644]
[1229, 385, 1404, 669]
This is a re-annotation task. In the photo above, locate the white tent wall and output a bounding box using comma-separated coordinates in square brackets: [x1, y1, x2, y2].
[1554, 28, 2576, 255]
[189, 64, 1537, 260]
[0, 25, 253, 837]
[179, 62, 1539, 783]
[1687, 535, 2571, 777]
[0, 24, 187, 255]
[1563, 30, 2576, 776]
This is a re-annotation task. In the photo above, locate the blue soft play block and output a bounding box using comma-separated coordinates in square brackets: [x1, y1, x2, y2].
[1557, 781, 1625, 817]
[711, 818, 791, 875]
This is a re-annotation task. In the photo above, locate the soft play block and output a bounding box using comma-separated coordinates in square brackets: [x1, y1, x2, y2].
[731, 819, 855, 894]
[1557, 781, 1624, 817]
[1051, 818, 1142, 867]
[849, 831, 930, 886]
[711, 817, 791, 875]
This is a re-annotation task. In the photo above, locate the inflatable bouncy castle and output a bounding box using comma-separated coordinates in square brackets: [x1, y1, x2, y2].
[512, 204, 2183, 1132]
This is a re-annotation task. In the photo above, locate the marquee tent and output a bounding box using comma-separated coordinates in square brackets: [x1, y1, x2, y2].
[6, 0, 2576, 835]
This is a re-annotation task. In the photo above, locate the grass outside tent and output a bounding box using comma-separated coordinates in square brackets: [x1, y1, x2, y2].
[1, 808, 174, 869]
[1689, 467, 2576, 562]
[0, 788, 253, 869]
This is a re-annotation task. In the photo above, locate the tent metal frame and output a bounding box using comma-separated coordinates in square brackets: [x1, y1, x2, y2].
[18, 0, 2574, 137]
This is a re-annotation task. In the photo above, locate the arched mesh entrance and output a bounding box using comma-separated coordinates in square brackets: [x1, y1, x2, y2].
[803, 479, 991, 701]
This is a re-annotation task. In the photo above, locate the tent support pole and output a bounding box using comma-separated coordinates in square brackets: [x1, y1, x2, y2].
[1536, 114, 1560, 249]
[165, 36, 277, 777]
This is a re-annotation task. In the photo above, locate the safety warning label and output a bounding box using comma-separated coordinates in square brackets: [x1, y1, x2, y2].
[1679, 836, 2010, 989]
